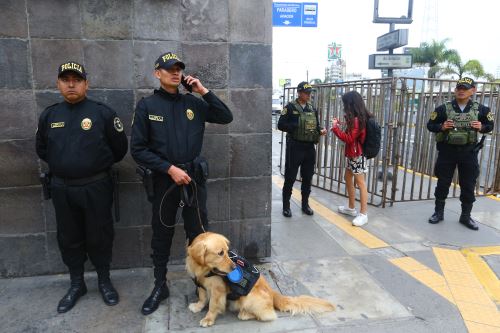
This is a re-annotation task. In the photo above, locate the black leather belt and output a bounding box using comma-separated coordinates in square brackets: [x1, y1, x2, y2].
[52, 171, 109, 186]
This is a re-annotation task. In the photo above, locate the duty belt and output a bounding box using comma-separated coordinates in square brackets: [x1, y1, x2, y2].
[52, 171, 109, 186]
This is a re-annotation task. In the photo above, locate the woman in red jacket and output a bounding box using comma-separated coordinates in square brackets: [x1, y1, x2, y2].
[331, 91, 370, 226]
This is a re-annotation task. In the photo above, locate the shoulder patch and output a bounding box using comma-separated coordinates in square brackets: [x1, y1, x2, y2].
[430, 111, 437, 120]
[487, 112, 494, 121]
[114, 117, 124, 132]
[281, 108, 287, 115]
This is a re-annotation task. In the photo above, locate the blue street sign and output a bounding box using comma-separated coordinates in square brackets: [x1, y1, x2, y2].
[273, 2, 302, 27]
[302, 3, 318, 27]
[273, 2, 318, 27]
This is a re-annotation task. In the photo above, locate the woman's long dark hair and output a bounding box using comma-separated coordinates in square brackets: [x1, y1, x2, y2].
[341, 91, 372, 130]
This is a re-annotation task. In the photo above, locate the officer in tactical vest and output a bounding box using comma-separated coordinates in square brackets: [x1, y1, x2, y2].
[278, 81, 327, 217]
[427, 77, 494, 230]
[36, 61, 128, 313]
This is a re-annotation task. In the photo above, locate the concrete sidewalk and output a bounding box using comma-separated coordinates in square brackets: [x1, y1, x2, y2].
[1, 179, 499, 332]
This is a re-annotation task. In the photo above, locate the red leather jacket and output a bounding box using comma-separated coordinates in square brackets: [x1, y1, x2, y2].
[331, 117, 366, 157]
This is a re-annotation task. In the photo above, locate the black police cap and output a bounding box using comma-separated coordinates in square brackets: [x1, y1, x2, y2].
[456, 77, 475, 89]
[155, 52, 186, 71]
[58, 61, 86, 79]
[297, 81, 313, 93]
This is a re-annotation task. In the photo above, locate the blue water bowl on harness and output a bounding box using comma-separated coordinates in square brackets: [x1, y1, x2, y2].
[227, 266, 243, 283]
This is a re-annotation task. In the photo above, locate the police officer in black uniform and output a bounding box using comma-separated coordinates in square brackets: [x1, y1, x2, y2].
[36, 62, 128, 313]
[278, 82, 327, 218]
[427, 77, 494, 230]
[130, 52, 233, 315]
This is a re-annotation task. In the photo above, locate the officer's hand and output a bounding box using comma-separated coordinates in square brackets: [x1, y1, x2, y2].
[184, 75, 209, 95]
[471, 120, 482, 130]
[320, 129, 327, 136]
[441, 120, 454, 131]
[167, 165, 192, 185]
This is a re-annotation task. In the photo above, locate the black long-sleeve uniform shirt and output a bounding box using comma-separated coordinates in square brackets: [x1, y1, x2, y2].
[36, 98, 128, 178]
[130, 88, 233, 172]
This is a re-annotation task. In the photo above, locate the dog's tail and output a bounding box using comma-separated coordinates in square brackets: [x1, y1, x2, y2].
[272, 290, 335, 315]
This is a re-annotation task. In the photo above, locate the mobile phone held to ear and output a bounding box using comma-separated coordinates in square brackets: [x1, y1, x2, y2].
[181, 75, 193, 92]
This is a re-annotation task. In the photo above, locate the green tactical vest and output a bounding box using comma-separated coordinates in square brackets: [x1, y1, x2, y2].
[435, 101, 479, 145]
[290, 101, 320, 143]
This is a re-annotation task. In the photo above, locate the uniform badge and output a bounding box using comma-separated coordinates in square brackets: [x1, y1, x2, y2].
[81, 118, 92, 130]
[281, 108, 287, 115]
[51, 122, 65, 128]
[186, 109, 194, 120]
[114, 117, 124, 132]
[149, 115, 163, 122]
[487, 112, 494, 121]
[429, 111, 437, 120]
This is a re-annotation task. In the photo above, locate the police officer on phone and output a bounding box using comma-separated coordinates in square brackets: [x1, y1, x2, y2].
[130, 52, 233, 315]
[278, 81, 327, 218]
[35, 61, 128, 313]
[427, 77, 494, 230]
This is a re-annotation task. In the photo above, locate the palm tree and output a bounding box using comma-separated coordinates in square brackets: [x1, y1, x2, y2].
[443, 51, 494, 81]
[410, 39, 456, 78]
[309, 78, 323, 84]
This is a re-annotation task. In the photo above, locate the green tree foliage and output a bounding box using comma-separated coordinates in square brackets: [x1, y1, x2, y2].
[410, 39, 456, 78]
[443, 51, 494, 81]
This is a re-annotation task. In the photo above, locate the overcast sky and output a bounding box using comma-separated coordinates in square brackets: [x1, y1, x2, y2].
[272, 0, 499, 89]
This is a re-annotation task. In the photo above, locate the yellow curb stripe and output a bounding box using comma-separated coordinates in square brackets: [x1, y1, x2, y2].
[272, 176, 389, 249]
[433, 247, 500, 329]
[487, 195, 500, 202]
[464, 321, 500, 333]
[389, 257, 454, 303]
[462, 247, 500, 305]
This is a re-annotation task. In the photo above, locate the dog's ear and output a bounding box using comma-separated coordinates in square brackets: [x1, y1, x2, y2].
[222, 235, 230, 248]
[188, 241, 207, 265]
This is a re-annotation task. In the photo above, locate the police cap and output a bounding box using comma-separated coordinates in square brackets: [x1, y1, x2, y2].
[58, 61, 86, 79]
[155, 52, 186, 71]
[456, 77, 475, 89]
[297, 81, 313, 93]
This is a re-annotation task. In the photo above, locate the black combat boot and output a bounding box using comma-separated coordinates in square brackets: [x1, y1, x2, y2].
[141, 281, 170, 315]
[142, 267, 170, 315]
[282, 193, 292, 218]
[428, 199, 445, 224]
[301, 193, 313, 215]
[57, 274, 87, 313]
[459, 203, 479, 231]
[97, 269, 119, 306]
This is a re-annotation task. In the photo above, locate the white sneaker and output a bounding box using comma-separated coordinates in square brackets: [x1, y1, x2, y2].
[352, 213, 368, 227]
[338, 206, 358, 217]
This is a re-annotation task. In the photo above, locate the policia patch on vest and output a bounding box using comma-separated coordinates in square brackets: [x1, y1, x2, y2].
[114, 117, 124, 132]
[429, 111, 437, 120]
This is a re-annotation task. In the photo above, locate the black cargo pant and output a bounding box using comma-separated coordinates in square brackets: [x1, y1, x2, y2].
[51, 176, 114, 277]
[283, 137, 316, 200]
[150, 172, 207, 282]
[434, 144, 479, 205]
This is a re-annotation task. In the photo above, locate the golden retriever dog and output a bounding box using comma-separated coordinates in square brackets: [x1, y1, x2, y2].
[186, 232, 335, 327]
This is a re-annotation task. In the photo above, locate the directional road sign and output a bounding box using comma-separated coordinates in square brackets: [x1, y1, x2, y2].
[376, 29, 408, 51]
[369, 54, 412, 69]
[273, 2, 318, 27]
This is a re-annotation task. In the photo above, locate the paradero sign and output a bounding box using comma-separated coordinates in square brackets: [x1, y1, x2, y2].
[272, 2, 318, 27]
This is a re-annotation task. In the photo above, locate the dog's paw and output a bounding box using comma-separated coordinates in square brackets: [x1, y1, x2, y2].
[200, 317, 214, 327]
[189, 302, 204, 313]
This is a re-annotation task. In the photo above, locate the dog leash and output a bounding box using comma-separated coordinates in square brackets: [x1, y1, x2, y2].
[159, 181, 206, 233]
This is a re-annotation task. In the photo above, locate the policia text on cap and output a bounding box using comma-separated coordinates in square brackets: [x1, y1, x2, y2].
[130, 52, 233, 315]
[427, 77, 494, 230]
[35, 62, 128, 313]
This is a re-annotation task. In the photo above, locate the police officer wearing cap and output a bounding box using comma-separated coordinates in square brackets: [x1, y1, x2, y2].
[278, 81, 327, 218]
[427, 77, 494, 230]
[36, 62, 128, 313]
[130, 52, 233, 315]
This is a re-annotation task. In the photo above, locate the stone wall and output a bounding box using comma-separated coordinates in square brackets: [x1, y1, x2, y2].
[0, 0, 272, 277]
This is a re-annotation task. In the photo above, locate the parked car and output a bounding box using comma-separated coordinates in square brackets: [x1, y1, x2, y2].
[272, 97, 282, 114]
